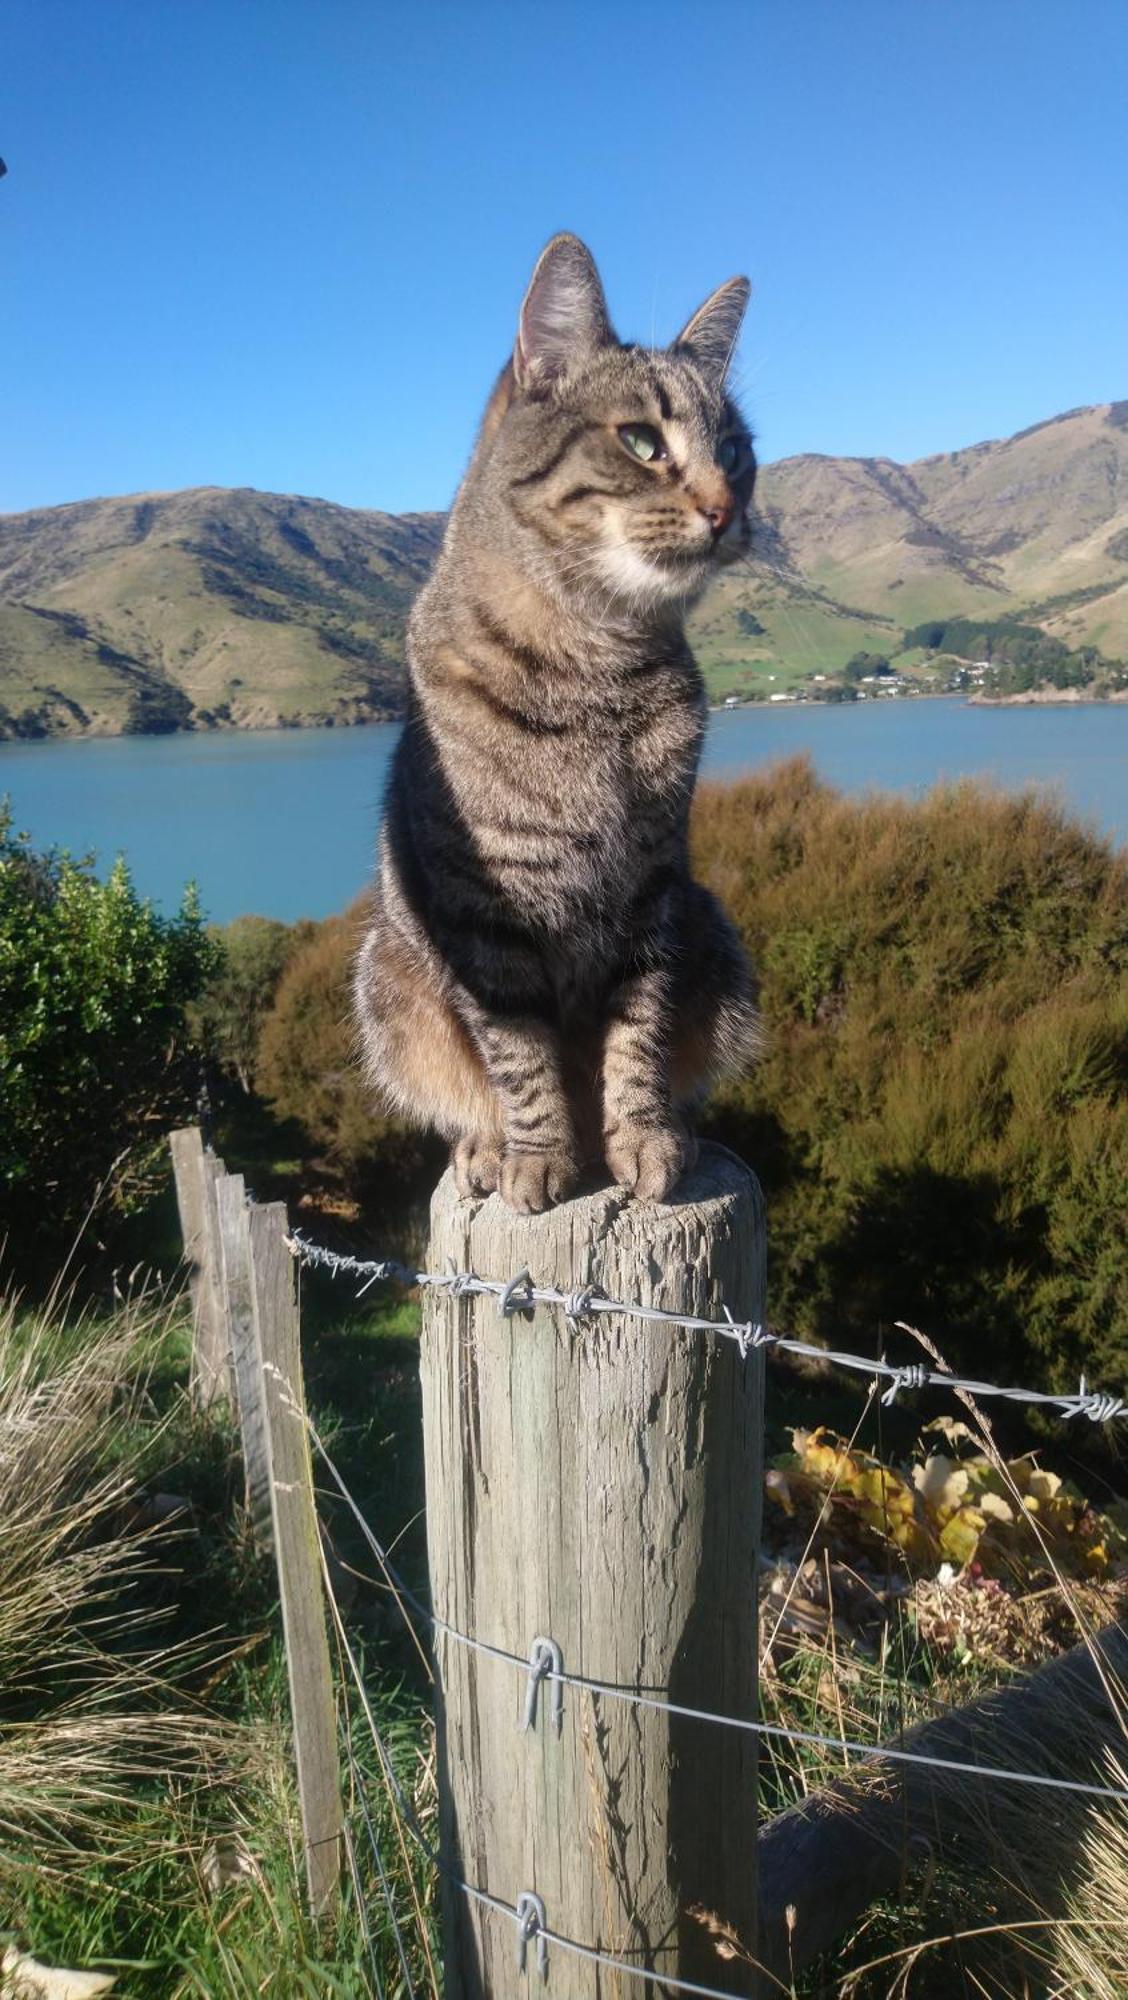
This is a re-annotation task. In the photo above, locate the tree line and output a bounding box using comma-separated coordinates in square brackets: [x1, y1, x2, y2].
[904, 615, 1126, 695]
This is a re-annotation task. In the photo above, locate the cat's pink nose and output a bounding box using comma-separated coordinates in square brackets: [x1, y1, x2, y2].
[701, 500, 734, 536]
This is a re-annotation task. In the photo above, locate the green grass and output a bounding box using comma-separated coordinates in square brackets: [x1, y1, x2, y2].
[692, 594, 901, 695]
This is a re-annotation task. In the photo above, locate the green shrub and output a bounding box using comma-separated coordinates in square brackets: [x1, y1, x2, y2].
[0, 806, 216, 1269]
[192, 913, 310, 1093]
[692, 759, 1128, 1392]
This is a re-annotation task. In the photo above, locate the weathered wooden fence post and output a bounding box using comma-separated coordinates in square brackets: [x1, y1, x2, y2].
[213, 1170, 274, 1548]
[168, 1137, 341, 1919]
[169, 1126, 232, 1408]
[421, 1143, 765, 1997]
[245, 1197, 343, 1920]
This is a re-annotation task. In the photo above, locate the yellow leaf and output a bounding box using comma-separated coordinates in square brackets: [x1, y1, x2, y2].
[938, 1506, 985, 1568]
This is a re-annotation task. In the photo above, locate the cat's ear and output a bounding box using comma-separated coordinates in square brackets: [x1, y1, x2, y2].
[514, 234, 614, 390]
[672, 276, 750, 385]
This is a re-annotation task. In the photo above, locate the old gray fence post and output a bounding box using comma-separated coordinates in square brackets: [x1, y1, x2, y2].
[169, 1126, 232, 1408]
[213, 1170, 274, 1548]
[421, 1143, 765, 1997]
[246, 1197, 342, 1919]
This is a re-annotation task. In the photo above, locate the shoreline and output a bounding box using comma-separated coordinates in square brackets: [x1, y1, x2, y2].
[967, 687, 1128, 707]
[5, 686, 1128, 750]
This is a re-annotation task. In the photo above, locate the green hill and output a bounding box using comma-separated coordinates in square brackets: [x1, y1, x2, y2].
[2, 402, 1127, 737]
[692, 399, 1128, 697]
[0, 488, 442, 737]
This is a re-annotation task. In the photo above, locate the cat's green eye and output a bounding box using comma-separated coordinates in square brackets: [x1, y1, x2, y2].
[618, 423, 666, 464]
[718, 436, 743, 474]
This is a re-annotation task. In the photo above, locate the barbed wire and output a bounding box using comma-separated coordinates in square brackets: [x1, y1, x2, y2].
[308, 1415, 1128, 1813]
[286, 1226, 1127, 1426]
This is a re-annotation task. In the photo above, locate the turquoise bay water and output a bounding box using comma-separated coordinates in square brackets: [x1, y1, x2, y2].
[1, 699, 1125, 925]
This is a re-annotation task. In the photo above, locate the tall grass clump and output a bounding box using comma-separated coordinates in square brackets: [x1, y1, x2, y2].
[692, 759, 1128, 1392]
[0, 1287, 252, 1927]
[0, 1278, 440, 1993]
[1048, 1758, 1128, 1998]
[0, 1286, 341, 1991]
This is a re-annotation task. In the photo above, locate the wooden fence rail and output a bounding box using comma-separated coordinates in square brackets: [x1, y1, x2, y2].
[169, 1125, 231, 1410]
[169, 1130, 341, 1920]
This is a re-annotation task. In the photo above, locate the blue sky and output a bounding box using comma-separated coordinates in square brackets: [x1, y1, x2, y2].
[3, 0, 1126, 516]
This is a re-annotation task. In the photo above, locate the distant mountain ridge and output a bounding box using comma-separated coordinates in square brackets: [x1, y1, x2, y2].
[1, 401, 1125, 738]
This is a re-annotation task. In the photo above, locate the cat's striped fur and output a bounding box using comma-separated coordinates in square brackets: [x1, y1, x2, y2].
[354, 234, 761, 1213]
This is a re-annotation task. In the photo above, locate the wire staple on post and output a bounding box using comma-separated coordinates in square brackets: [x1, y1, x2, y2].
[498, 1266, 533, 1317]
[516, 1891, 548, 1980]
[524, 1636, 564, 1736]
[445, 1260, 479, 1301]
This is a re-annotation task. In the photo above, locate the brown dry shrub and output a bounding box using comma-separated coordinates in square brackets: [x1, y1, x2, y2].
[691, 758, 1128, 1391]
[256, 897, 430, 1187]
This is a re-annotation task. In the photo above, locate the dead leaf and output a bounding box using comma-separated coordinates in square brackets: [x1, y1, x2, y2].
[2, 1948, 115, 1999]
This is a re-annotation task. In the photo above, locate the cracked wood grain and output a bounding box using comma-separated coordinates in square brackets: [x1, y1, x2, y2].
[422, 1145, 765, 1996]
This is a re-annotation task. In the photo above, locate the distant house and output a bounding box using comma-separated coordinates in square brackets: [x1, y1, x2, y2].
[769, 691, 795, 703]
[723, 695, 739, 710]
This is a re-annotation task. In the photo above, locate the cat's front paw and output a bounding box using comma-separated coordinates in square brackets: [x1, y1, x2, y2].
[452, 1132, 503, 1198]
[605, 1121, 694, 1204]
[500, 1147, 579, 1215]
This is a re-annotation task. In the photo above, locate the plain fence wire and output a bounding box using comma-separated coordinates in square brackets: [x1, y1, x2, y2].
[339, 1697, 411, 2000]
[318, 1539, 439, 1997]
[320, 1515, 772, 2000]
[339, 1787, 386, 2000]
[285, 1228, 1128, 1426]
[346, 1730, 416, 2000]
[307, 1416, 1128, 1813]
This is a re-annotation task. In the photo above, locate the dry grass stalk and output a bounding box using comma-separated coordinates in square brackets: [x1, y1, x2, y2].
[0, 1282, 249, 1889]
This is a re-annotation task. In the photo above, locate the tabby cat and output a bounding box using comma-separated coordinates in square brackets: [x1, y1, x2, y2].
[354, 233, 761, 1214]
